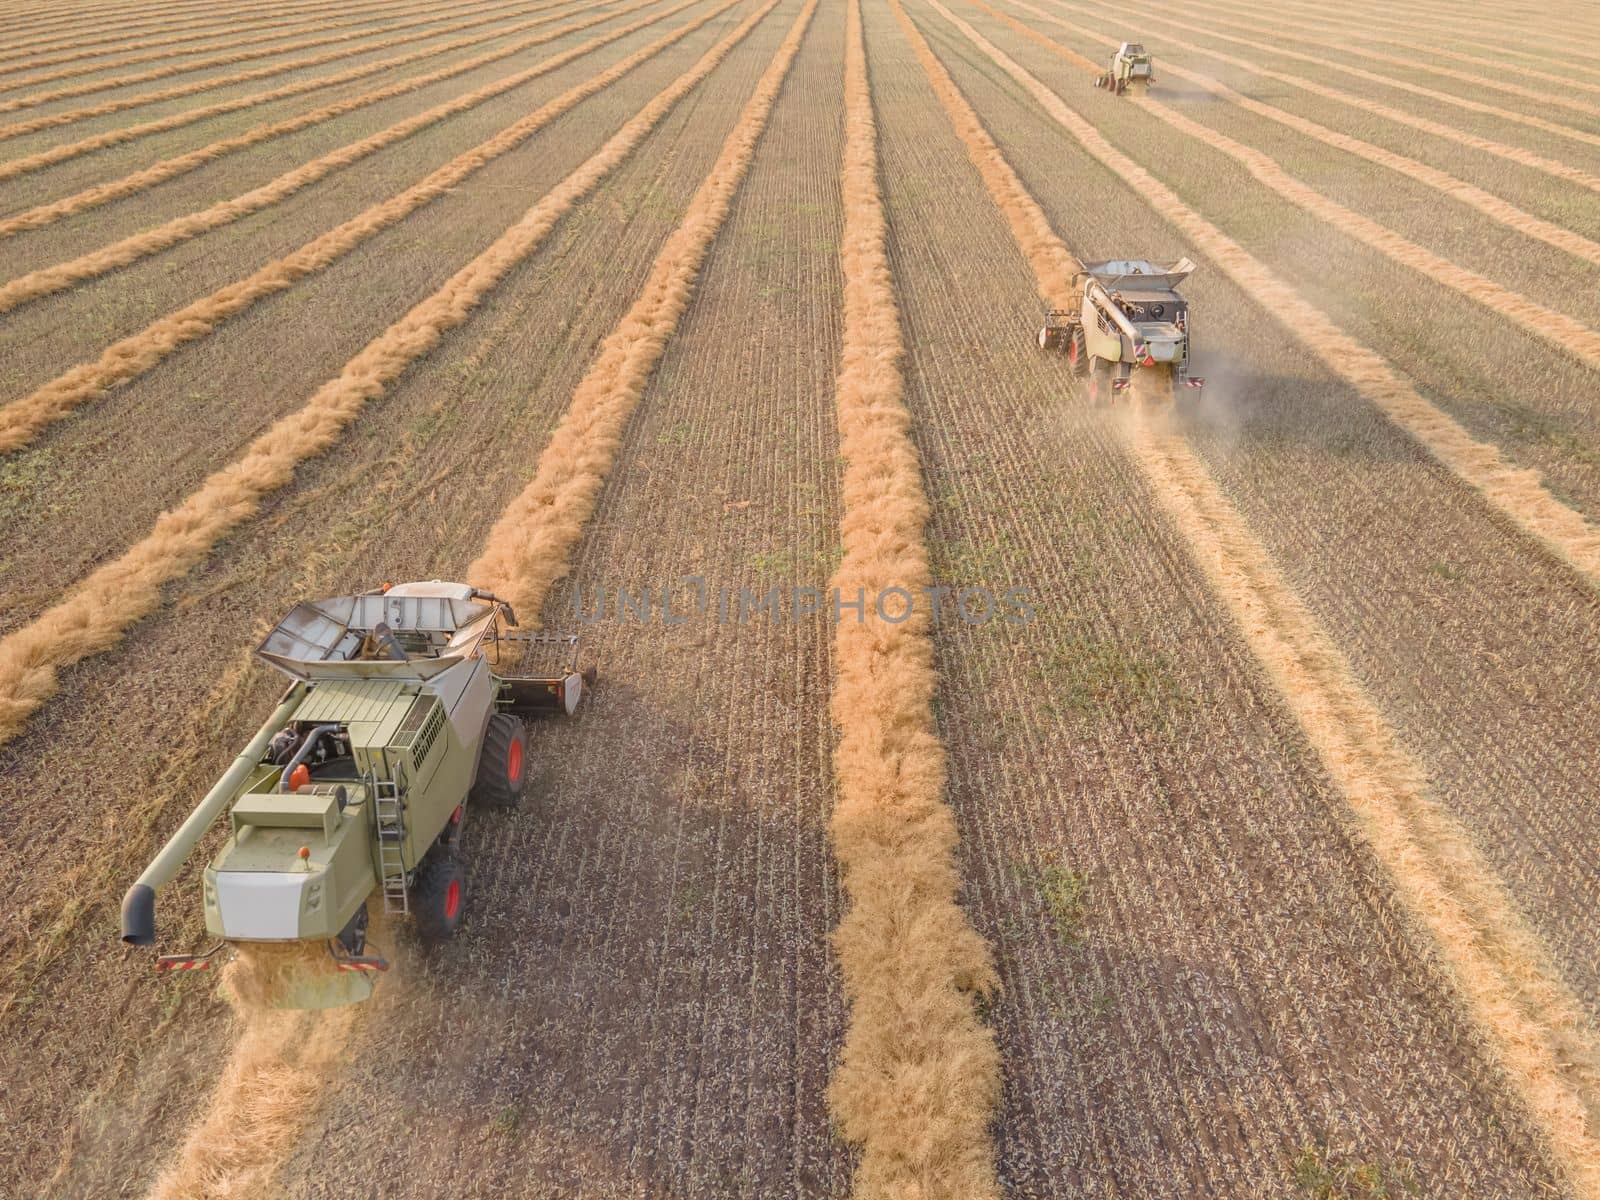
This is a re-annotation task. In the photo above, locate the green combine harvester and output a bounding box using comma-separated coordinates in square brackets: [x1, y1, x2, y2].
[1037, 258, 1206, 400]
[121, 581, 592, 1008]
[1095, 42, 1154, 95]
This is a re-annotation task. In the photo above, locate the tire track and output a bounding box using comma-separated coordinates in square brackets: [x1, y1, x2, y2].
[1049, 0, 1600, 196]
[805, 4, 1001, 1197]
[0, 0, 517, 118]
[995, 0, 1600, 268]
[135, 7, 804, 1192]
[0, 0, 562, 141]
[931, 0, 1600, 592]
[0, 0, 669, 271]
[0, 0, 777, 756]
[902, 5, 1600, 1195]
[977, 2, 1600, 373]
[0, 0, 587, 184]
[0, 0, 710, 454]
[0, 0, 447, 91]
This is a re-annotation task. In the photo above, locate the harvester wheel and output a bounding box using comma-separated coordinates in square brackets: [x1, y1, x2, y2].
[470, 713, 527, 811]
[337, 904, 369, 956]
[1067, 327, 1087, 375]
[441, 802, 466, 851]
[413, 852, 466, 944]
[1087, 355, 1111, 402]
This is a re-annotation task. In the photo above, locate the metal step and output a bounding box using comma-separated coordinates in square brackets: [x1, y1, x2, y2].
[372, 777, 409, 916]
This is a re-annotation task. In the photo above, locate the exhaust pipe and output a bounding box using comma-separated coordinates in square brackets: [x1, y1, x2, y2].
[121, 883, 156, 946]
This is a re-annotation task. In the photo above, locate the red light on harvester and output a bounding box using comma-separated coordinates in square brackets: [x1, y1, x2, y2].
[155, 957, 212, 971]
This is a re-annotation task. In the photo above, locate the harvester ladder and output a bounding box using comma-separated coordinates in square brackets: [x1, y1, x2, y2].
[373, 776, 409, 915]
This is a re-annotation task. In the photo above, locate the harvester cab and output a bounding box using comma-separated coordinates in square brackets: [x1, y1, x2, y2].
[1095, 42, 1154, 95]
[120, 581, 593, 1009]
[1037, 258, 1205, 400]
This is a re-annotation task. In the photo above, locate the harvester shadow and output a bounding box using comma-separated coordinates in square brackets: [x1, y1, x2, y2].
[286, 666, 850, 1196]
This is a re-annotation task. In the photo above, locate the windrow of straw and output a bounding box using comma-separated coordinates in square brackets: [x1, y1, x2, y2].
[1042, 0, 1600, 195]
[0, 0, 524, 117]
[1209, 0, 1600, 84]
[982, 3, 1600, 372]
[923, 0, 1600, 593]
[1195, 0, 1600, 118]
[0, 0, 588, 184]
[0, 0, 714, 452]
[1123, 406, 1600, 1200]
[0, 0, 342, 53]
[996, 0, 1600, 268]
[0, 0, 450, 90]
[144, 947, 359, 1200]
[0, 0, 408, 78]
[468, 0, 815, 612]
[139, 6, 811, 1189]
[0, 0, 558, 140]
[820, 3, 1001, 1197]
[902, 3, 1600, 1195]
[1049, 0, 1600, 151]
[0, 0, 607, 238]
[0, 0, 777, 753]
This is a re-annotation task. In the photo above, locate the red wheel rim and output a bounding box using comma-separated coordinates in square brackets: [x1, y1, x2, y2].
[445, 879, 460, 920]
[507, 738, 522, 783]
[1068, 338, 1078, 364]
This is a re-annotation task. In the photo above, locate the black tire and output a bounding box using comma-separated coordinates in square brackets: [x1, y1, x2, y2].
[412, 852, 465, 944]
[439, 801, 466, 851]
[469, 713, 527, 810]
[336, 904, 368, 956]
[1066, 326, 1087, 376]
[1087, 355, 1112, 402]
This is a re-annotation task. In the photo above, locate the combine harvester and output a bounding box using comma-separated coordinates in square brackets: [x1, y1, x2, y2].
[1094, 42, 1154, 95]
[1037, 258, 1205, 400]
[121, 581, 592, 1008]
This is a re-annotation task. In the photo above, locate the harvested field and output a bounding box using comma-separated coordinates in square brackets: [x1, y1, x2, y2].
[2, 0, 1598, 1196]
